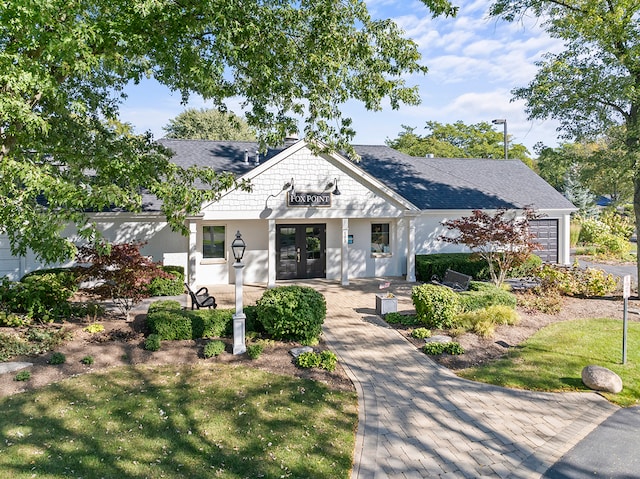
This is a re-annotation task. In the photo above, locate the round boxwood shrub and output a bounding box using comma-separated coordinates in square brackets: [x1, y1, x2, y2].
[256, 286, 326, 344]
[411, 284, 460, 329]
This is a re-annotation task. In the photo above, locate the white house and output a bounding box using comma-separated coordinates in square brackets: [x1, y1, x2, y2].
[0, 138, 575, 285]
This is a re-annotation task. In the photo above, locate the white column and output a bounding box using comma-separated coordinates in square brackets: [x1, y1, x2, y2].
[188, 221, 198, 285]
[268, 219, 276, 288]
[405, 213, 417, 282]
[560, 214, 571, 265]
[341, 218, 349, 286]
[232, 261, 246, 355]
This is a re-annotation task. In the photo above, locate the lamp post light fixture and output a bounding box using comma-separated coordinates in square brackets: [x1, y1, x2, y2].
[492, 119, 508, 160]
[231, 230, 247, 355]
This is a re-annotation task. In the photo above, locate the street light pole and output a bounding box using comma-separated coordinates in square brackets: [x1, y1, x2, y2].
[231, 230, 246, 355]
[492, 119, 508, 160]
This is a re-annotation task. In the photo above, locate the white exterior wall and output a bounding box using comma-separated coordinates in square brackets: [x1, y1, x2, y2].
[414, 209, 574, 264]
[190, 144, 412, 285]
[0, 141, 573, 284]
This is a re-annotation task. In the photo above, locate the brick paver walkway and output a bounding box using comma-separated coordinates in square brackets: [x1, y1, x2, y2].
[209, 278, 619, 479]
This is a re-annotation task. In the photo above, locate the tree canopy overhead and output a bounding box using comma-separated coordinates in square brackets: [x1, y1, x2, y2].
[490, 0, 640, 278]
[0, 0, 456, 264]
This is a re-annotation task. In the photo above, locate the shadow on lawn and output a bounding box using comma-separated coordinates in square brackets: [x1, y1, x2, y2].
[0, 364, 357, 479]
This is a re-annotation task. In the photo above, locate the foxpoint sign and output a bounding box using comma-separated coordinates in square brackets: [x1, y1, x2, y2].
[287, 192, 332, 207]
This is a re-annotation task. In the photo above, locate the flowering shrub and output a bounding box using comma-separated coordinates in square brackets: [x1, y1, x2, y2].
[600, 210, 635, 240]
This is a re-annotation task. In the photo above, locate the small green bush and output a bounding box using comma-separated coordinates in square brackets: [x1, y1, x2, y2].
[411, 327, 432, 339]
[257, 286, 326, 344]
[411, 284, 460, 329]
[295, 350, 336, 371]
[81, 355, 95, 365]
[203, 340, 226, 358]
[0, 311, 29, 327]
[422, 342, 464, 355]
[148, 266, 185, 296]
[144, 334, 161, 351]
[318, 350, 338, 371]
[455, 305, 520, 338]
[0, 272, 77, 322]
[146, 310, 192, 340]
[458, 282, 517, 312]
[83, 323, 105, 334]
[14, 370, 31, 381]
[296, 351, 321, 369]
[49, 352, 66, 365]
[246, 343, 264, 359]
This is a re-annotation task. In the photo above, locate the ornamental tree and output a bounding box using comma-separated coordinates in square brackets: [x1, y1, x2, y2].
[440, 207, 542, 286]
[76, 242, 170, 319]
[1, 0, 456, 265]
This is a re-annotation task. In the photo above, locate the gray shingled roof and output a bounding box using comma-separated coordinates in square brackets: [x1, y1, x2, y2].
[353, 145, 575, 210]
[151, 139, 574, 212]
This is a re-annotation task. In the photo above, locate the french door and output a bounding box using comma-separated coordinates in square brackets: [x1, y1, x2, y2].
[276, 224, 326, 280]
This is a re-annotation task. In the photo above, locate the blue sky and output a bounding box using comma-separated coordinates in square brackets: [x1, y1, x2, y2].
[119, 0, 564, 155]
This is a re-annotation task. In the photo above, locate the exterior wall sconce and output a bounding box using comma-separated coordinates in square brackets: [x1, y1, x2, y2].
[283, 178, 294, 195]
[326, 178, 341, 195]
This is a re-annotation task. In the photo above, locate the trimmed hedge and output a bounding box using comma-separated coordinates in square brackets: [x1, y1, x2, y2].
[146, 301, 233, 340]
[415, 254, 489, 282]
[256, 285, 326, 344]
[458, 281, 517, 312]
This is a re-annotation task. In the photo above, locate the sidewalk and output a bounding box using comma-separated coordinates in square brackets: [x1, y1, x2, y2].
[308, 279, 619, 479]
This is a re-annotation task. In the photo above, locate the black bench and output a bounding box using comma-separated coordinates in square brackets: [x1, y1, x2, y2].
[184, 283, 217, 310]
[432, 269, 472, 292]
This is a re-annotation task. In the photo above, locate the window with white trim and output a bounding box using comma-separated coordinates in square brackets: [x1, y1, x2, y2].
[203, 226, 225, 259]
[371, 223, 390, 254]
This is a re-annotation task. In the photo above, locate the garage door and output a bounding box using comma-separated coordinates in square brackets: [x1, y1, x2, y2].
[530, 219, 558, 263]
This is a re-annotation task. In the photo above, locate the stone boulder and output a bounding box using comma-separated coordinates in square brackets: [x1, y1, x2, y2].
[581, 365, 623, 393]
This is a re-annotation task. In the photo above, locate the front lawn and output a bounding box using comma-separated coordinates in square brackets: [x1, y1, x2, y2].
[0, 364, 357, 479]
[458, 318, 640, 407]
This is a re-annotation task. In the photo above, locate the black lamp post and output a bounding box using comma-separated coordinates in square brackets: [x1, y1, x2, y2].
[231, 230, 246, 355]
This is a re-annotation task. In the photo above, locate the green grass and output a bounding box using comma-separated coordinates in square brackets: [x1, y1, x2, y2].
[0, 364, 357, 478]
[458, 318, 640, 407]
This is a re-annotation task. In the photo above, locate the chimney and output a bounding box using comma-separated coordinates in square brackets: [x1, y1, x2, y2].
[244, 149, 249, 164]
[284, 131, 299, 147]
[255, 150, 260, 165]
